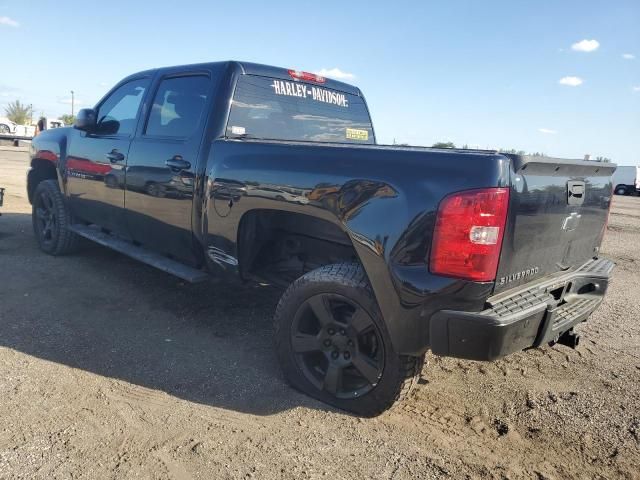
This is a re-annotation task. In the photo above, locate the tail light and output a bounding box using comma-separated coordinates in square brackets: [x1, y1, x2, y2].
[430, 188, 510, 282]
[600, 184, 614, 243]
[288, 70, 326, 83]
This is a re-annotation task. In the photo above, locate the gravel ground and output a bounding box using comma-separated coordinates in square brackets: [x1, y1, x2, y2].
[1, 148, 639, 479]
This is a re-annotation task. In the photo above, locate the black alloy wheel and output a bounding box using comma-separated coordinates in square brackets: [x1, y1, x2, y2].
[31, 179, 80, 255]
[290, 293, 384, 399]
[275, 262, 425, 417]
[34, 187, 58, 249]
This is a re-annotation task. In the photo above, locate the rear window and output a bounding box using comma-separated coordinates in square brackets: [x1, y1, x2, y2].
[226, 75, 374, 144]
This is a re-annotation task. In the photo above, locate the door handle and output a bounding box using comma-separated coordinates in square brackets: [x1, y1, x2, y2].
[105, 150, 125, 163]
[165, 156, 191, 171]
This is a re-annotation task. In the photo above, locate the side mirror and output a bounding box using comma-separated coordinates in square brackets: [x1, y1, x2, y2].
[74, 108, 97, 132]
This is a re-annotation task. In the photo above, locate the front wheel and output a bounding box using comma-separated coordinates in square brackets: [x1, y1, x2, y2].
[32, 179, 80, 255]
[615, 186, 627, 195]
[274, 263, 424, 417]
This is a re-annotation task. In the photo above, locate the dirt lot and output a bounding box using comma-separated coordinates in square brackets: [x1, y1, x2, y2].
[1, 147, 639, 479]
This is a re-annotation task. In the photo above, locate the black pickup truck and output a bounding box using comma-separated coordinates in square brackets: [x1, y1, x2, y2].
[28, 61, 615, 416]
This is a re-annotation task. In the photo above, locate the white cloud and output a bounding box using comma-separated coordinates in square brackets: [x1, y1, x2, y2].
[571, 39, 599, 52]
[633, 86, 640, 92]
[622, 53, 635, 60]
[559, 76, 584, 87]
[314, 68, 356, 81]
[538, 128, 557, 134]
[0, 16, 19, 27]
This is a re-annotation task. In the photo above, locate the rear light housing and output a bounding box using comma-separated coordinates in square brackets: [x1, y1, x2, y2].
[600, 184, 614, 243]
[430, 187, 510, 282]
[287, 69, 326, 84]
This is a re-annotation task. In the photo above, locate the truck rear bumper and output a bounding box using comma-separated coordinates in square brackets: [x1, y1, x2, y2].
[429, 257, 614, 361]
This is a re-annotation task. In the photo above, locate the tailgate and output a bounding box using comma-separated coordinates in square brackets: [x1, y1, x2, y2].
[494, 155, 615, 294]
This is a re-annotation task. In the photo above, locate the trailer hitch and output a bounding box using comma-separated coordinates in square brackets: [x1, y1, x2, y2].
[557, 328, 580, 349]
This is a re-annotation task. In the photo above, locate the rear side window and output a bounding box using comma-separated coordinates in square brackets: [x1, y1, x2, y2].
[145, 75, 210, 138]
[227, 75, 374, 144]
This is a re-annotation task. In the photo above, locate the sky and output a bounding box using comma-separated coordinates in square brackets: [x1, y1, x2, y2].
[1, 0, 638, 164]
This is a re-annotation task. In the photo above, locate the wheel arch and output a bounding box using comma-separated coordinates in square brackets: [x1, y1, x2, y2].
[27, 158, 60, 204]
[28, 131, 67, 204]
[236, 209, 361, 285]
[231, 206, 420, 356]
[614, 184, 628, 195]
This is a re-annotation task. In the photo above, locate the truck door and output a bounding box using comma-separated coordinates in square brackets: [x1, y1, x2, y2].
[124, 74, 212, 266]
[66, 77, 150, 236]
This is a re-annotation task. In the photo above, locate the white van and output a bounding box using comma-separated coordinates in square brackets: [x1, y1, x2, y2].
[612, 166, 640, 195]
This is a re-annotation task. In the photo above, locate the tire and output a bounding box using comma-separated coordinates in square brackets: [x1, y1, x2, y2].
[615, 186, 627, 195]
[32, 179, 81, 255]
[274, 262, 424, 417]
[146, 182, 165, 198]
[104, 174, 118, 189]
[0, 124, 10, 134]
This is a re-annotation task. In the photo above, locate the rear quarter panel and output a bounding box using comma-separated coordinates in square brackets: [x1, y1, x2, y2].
[202, 140, 511, 354]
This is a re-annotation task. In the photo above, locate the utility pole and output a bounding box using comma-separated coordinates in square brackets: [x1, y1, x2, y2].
[29, 104, 33, 125]
[70, 90, 75, 117]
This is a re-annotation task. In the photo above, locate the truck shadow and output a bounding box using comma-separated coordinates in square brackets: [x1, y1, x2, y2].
[0, 213, 331, 416]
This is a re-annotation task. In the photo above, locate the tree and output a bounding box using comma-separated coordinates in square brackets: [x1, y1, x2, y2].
[60, 114, 76, 126]
[4, 100, 32, 125]
[432, 141, 455, 149]
[594, 156, 611, 163]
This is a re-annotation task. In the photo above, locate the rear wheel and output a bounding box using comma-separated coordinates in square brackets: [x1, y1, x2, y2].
[32, 179, 80, 255]
[274, 262, 424, 417]
[0, 124, 10, 134]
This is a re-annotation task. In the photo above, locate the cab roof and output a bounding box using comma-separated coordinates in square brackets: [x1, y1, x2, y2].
[125, 61, 362, 96]
[234, 61, 361, 96]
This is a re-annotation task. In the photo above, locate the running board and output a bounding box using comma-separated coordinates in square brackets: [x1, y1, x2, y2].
[68, 224, 209, 283]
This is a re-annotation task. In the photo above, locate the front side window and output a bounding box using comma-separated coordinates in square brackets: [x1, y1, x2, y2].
[145, 75, 210, 138]
[227, 75, 375, 144]
[96, 78, 148, 136]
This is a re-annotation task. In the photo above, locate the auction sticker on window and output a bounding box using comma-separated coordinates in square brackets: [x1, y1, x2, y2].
[345, 128, 369, 141]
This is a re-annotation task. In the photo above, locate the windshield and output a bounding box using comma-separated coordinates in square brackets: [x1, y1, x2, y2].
[226, 75, 375, 144]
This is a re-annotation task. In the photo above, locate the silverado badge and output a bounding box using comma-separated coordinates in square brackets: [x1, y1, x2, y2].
[498, 267, 540, 286]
